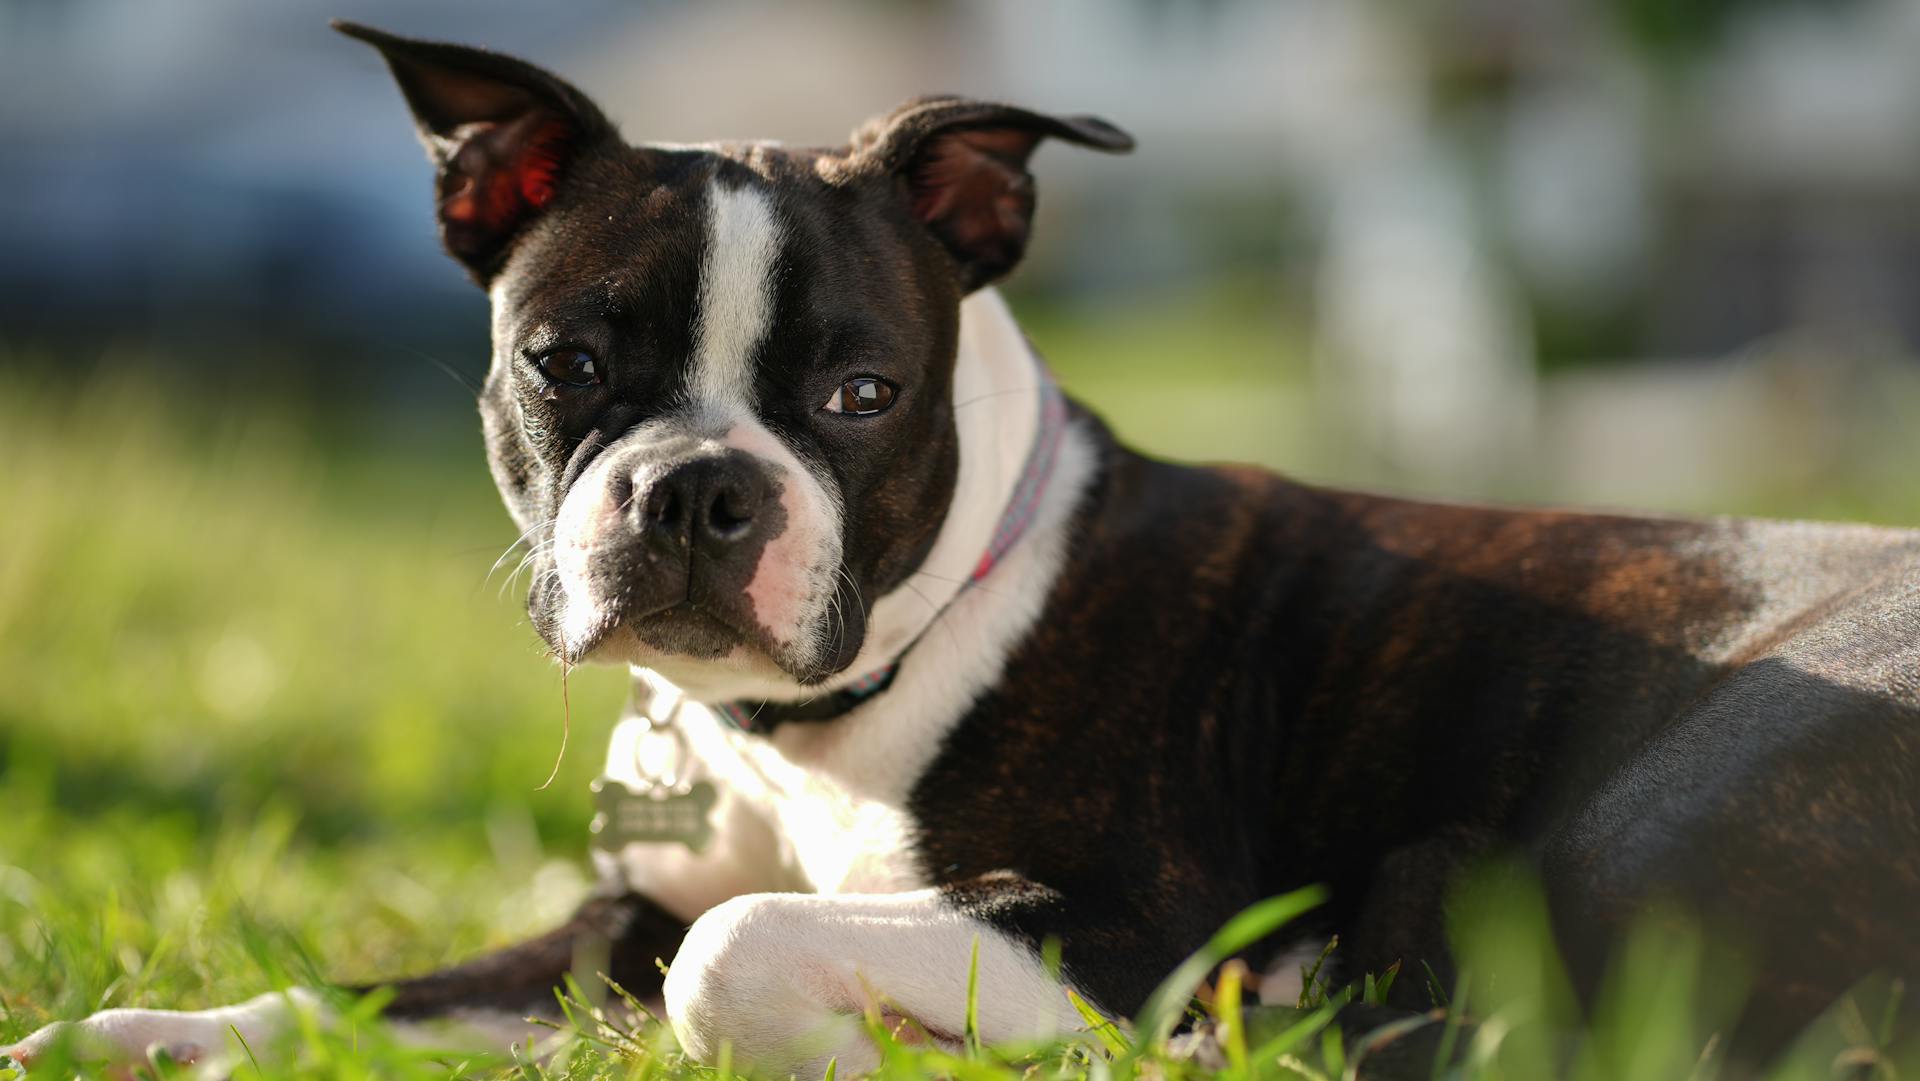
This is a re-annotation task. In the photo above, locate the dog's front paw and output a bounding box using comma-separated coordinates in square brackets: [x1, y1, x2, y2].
[6, 1014, 208, 1075]
[4, 990, 319, 1075]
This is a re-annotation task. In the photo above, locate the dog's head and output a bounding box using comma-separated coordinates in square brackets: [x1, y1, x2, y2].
[340, 22, 1129, 696]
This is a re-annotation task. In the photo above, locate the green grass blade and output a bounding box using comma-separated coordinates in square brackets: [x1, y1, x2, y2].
[1342, 1010, 1440, 1081]
[1428, 978, 1469, 1081]
[1319, 1024, 1346, 1081]
[1068, 988, 1133, 1057]
[1420, 960, 1450, 1009]
[1249, 1004, 1339, 1065]
[1299, 936, 1338, 1009]
[1134, 885, 1326, 1050]
[1213, 959, 1249, 1076]
[966, 933, 982, 1058]
[1364, 960, 1401, 1007]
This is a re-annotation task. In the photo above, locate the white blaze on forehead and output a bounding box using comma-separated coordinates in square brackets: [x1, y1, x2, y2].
[690, 181, 782, 414]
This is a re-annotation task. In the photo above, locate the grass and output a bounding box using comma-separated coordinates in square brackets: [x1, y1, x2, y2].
[1, 317, 1917, 1079]
[0, 365, 630, 1054]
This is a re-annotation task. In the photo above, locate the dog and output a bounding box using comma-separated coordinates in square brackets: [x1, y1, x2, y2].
[10, 21, 1920, 1077]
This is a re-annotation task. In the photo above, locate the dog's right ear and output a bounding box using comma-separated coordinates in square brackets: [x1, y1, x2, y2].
[334, 21, 614, 283]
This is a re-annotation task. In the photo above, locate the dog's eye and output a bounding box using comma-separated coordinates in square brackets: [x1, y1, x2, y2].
[823, 377, 896, 416]
[536, 348, 601, 388]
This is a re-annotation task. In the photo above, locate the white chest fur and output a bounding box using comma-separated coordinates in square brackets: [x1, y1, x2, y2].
[593, 691, 926, 914]
[762, 751, 925, 895]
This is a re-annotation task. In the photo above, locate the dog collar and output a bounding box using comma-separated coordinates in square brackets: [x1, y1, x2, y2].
[713, 367, 1070, 734]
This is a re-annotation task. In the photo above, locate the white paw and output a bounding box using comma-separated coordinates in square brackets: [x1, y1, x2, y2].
[662, 891, 1084, 1078]
[665, 893, 871, 1077]
[6, 1014, 209, 1075]
[4, 990, 320, 1074]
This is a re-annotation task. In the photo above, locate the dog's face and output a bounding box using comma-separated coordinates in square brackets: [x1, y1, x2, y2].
[341, 23, 1129, 693]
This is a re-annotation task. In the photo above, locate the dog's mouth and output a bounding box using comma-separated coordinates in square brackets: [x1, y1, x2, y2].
[629, 602, 750, 661]
[560, 586, 761, 667]
[555, 573, 866, 687]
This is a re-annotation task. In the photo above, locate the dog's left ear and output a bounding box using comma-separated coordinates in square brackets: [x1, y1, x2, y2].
[853, 97, 1133, 292]
[334, 20, 614, 283]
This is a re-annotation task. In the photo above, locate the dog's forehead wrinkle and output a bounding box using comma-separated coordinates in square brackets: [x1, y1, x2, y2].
[645, 139, 793, 176]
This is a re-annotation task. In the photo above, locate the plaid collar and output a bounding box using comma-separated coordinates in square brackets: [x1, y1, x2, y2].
[714, 368, 1070, 734]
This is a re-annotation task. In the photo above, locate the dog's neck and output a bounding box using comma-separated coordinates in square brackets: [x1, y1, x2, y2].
[633, 288, 1049, 705]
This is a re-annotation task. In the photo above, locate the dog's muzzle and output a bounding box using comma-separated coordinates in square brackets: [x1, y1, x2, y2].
[551, 443, 793, 665]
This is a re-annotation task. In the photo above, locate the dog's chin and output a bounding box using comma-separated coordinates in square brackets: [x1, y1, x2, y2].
[564, 601, 864, 691]
[630, 605, 751, 661]
[563, 603, 756, 668]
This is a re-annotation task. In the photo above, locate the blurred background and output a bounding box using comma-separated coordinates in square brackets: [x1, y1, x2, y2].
[3, 0, 1919, 989]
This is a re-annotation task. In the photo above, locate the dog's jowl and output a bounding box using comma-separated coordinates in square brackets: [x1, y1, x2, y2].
[11, 21, 1920, 1078]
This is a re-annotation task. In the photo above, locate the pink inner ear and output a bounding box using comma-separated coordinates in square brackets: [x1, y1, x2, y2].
[909, 128, 1040, 226]
[517, 119, 573, 208]
[439, 116, 574, 234]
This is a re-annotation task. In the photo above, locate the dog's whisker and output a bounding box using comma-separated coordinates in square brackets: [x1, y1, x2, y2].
[826, 567, 854, 664]
[485, 519, 552, 584]
[906, 568, 1020, 605]
[496, 538, 556, 601]
[396, 343, 484, 396]
[950, 384, 1042, 412]
[899, 579, 966, 658]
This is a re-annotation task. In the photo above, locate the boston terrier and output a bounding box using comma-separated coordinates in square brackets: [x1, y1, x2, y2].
[10, 21, 1919, 1077]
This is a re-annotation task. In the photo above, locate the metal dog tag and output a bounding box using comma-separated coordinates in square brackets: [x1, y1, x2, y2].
[591, 777, 718, 853]
[591, 685, 719, 851]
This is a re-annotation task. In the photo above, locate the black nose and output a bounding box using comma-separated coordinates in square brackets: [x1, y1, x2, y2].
[634, 455, 767, 556]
